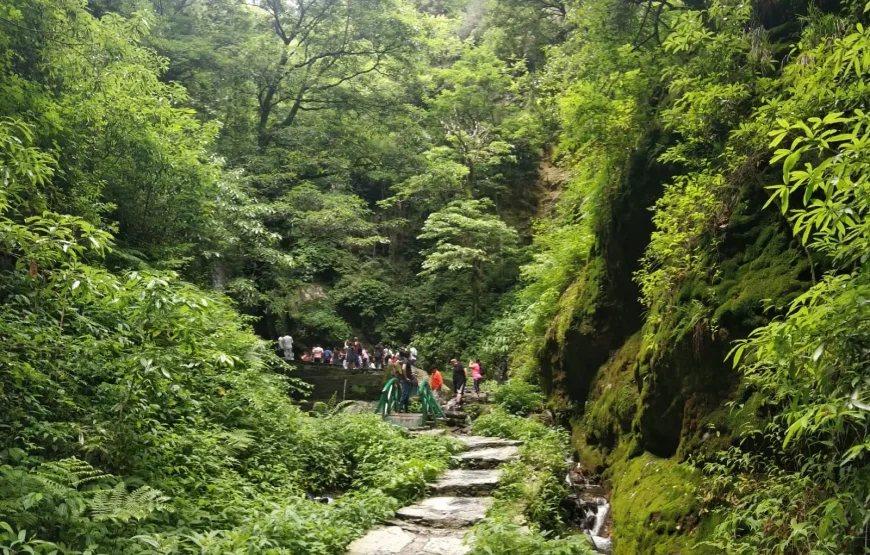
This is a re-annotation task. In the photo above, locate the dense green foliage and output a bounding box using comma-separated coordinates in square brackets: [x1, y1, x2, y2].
[491, 0, 870, 551]
[0, 113, 461, 555]
[470, 407, 593, 554]
[0, 4, 467, 551]
[4, 0, 870, 551]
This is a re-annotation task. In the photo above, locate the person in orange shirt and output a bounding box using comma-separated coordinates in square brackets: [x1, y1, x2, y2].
[429, 367, 443, 392]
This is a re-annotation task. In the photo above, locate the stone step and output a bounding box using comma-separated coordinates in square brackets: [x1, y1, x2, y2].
[408, 428, 447, 437]
[427, 468, 501, 496]
[346, 525, 471, 555]
[441, 412, 468, 427]
[442, 410, 466, 419]
[395, 496, 492, 528]
[451, 445, 520, 469]
[458, 393, 488, 404]
[457, 435, 522, 450]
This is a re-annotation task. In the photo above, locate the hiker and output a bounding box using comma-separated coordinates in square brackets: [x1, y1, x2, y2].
[277, 334, 293, 361]
[373, 342, 385, 370]
[352, 337, 362, 369]
[344, 339, 356, 370]
[323, 346, 332, 365]
[498, 355, 508, 384]
[301, 352, 310, 362]
[334, 347, 343, 366]
[470, 358, 483, 398]
[361, 347, 370, 369]
[429, 367, 443, 396]
[398, 350, 417, 413]
[450, 358, 466, 407]
[409, 345, 418, 367]
[312, 344, 324, 363]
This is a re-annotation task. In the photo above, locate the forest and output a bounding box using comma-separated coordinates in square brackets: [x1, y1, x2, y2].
[2, 0, 870, 552]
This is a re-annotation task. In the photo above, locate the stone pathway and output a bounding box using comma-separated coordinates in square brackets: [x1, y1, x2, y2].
[347, 433, 521, 555]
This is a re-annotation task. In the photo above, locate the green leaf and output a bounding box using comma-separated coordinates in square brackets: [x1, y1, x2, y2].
[783, 151, 801, 183]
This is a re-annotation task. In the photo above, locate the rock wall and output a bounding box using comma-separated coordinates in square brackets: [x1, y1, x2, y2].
[538, 151, 813, 552]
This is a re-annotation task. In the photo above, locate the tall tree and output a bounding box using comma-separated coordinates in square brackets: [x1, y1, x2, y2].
[417, 198, 518, 318]
[250, 0, 416, 149]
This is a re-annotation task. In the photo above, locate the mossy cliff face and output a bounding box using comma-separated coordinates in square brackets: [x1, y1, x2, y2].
[541, 179, 812, 553]
[539, 144, 665, 419]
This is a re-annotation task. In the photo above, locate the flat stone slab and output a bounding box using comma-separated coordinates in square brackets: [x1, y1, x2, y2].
[395, 496, 492, 528]
[459, 393, 488, 404]
[348, 526, 472, 555]
[427, 469, 502, 496]
[457, 436, 522, 449]
[419, 533, 470, 555]
[451, 446, 520, 469]
[347, 526, 415, 554]
[409, 428, 447, 437]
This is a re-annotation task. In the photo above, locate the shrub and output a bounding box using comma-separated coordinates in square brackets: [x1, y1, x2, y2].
[470, 517, 595, 554]
[470, 407, 575, 534]
[471, 407, 551, 440]
[489, 380, 546, 415]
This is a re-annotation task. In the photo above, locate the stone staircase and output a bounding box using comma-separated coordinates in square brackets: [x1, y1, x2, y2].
[347, 434, 522, 555]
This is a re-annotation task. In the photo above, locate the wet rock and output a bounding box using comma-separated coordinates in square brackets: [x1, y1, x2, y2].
[427, 469, 502, 496]
[395, 496, 492, 528]
[456, 436, 522, 449]
[451, 445, 520, 469]
[347, 526, 414, 554]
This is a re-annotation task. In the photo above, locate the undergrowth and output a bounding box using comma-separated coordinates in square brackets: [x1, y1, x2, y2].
[469, 399, 596, 554]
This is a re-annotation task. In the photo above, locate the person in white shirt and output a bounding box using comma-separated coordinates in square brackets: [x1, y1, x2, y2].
[312, 345, 324, 363]
[278, 334, 294, 361]
[409, 345, 418, 367]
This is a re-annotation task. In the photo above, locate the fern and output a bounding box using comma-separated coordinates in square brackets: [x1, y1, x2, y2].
[25, 458, 107, 520]
[311, 393, 358, 417]
[220, 428, 256, 457]
[89, 482, 171, 522]
[34, 458, 106, 494]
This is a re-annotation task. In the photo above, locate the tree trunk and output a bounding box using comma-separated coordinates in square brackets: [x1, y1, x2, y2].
[466, 162, 475, 199]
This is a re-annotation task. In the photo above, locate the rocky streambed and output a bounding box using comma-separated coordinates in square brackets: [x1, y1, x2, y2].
[564, 463, 613, 553]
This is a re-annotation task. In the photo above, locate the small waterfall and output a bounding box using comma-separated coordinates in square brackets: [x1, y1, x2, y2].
[587, 497, 612, 553]
[564, 463, 612, 553]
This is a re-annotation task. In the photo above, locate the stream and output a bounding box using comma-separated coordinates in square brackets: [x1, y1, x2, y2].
[564, 461, 613, 553]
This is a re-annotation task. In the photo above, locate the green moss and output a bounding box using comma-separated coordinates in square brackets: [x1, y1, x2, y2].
[610, 453, 717, 555]
[677, 389, 765, 459]
[550, 256, 605, 345]
[581, 332, 642, 450]
[712, 206, 810, 333]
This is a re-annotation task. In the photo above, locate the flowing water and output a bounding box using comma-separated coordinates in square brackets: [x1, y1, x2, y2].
[564, 462, 613, 553]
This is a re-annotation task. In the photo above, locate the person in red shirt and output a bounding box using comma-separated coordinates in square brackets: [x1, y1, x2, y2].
[429, 368, 443, 392]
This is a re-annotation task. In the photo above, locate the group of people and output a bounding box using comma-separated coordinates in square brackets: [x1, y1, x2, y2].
[387, 348, 479, 414]
[397, 357, 486, 414]
[278, 334, 417, 372]
[278, 331, 509, 411]
[444, 358, 485, 407]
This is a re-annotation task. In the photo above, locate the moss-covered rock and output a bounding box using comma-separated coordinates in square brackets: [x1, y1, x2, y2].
[676, 388, 764, 460]
[711, 196, 813, 333]
[581, 332, 642, 453]
[538, 142, 815, 554]
[609, 452, 716, 555]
